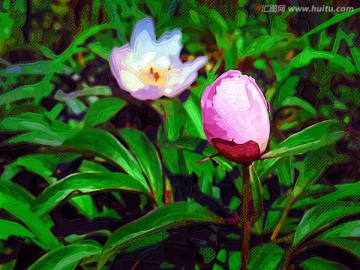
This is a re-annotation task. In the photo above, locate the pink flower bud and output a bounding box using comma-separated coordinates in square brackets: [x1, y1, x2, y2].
[201, 70, 270, 163]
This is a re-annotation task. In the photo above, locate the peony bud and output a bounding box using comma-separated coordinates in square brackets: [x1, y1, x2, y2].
[201, 70, 270, 163]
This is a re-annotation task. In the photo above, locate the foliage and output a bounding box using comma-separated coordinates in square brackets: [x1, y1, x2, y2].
[0, 0, 359, 269]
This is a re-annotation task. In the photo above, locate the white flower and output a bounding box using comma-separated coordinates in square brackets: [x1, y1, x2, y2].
[110, 18, 207, 100]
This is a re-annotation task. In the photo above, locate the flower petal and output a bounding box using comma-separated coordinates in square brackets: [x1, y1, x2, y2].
[130, 18, 156, 48]
[164, 56, 207, 97]
[120, 70, 145, 92]
[157, 29, 183, 57]
[155, 56, 171, 68]
[110, 45, 136, 90]
[140, 51, 156, 67]
[130, 85, 162, 100]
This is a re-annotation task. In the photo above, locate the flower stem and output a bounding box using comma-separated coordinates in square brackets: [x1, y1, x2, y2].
[241, 163, 252, 270]
[270, 197, 295, 241]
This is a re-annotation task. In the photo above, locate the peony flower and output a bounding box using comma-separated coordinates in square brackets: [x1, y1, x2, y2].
[110, 18, 207, 100]
[201, 70, 270, 163]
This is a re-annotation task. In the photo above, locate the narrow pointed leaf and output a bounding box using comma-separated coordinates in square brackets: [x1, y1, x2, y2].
[28, 244, 101, 270]
[294, 202, 360, 245]
[0, 192, 60, 250]
[318, 220, 360, 239]
[84, 97, 127, 127]
[292, 147, 348, 198]
[250, 165, 263, 223]
[261, 120, 345, 159]
[300, 257, 350, 270]
[0, 180, 34, 204]
[248, 243, 284, 270]
[99, 201, 224, 268]
[295, 182, 360, 208]
[32, 172, 150, 216]
[62, 129, 147, 186]
[120, 128, 163, 205]
[316, 238, 360, 258]
[0, 220, 35, 240]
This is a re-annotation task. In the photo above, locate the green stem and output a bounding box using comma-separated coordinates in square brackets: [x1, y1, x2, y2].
[271, 196, 296, 241]
[241, 163, 252, 270]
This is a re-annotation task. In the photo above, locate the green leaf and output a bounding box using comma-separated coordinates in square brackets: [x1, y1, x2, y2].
[212, 264, 224, 270]
[199, 247, 216, 264]
[32, 172, 150, 216]
[275, 156, 294, 186]
[248, 243, 284, 270]
[301, 8, 360, 39]
[228, 251, 241, 270]
[0, 220, 34, 240]
[316, 238, 360, 258]
[243, 32, 294, 57]
[318, 220, 360, 239]
[280, 97, 317, 116]
[183, 150, 214, 196]
[159, 262, 176, 269]
[70, 196, 120, 220]
[0, 259, 16, 270]
[1, 153, 79, 184]
[261, 120, 345, 159]
[0, 112, 49, 133]
[78, 160, 111, 173]
[159, 136, 234, 177]
[77, 84, 113, 97]
[0, 192, 60, 250]
[64, 230, 111, 244]
[0, 112, 73, 146]
[99, 201, 224, 268]
[0, 180, 34, 205]
[62, 129, 147, 186]
[272, 76, 300, 108]
[250, 165, 263, 223]
[84, 97, 127, 127]
[255, 157, 282, 180]
[0, 81, 53, 110]
[28, 244, 101, 270]
[294, 182, 360, 208]
[120, 128, 163, 205]
[294, 202, 360, 245]
[291, 48, 356, 73]
[315, 220, 360, 258]
[183, 93, 206, 139]
[300, 257, 350, 270]
[216, 249, 227, 263]
[153, 99, 186, 141]
[264, 197, 287, 233]
[292, 147, 348, 198]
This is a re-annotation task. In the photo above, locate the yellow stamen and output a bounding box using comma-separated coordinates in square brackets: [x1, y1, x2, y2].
[138, 64, 171, 87]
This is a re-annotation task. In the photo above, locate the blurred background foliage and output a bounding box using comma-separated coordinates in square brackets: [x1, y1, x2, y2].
[0, 0, 359, 269]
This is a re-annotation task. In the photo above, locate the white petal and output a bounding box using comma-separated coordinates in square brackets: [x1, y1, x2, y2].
[157, 30, 182, 56]
[134, 31, 156, 57]
[155, 56, 171, 68]
[120, 70, 145, 92]
[168, 56, 207, 87]
[130, 18, 156, 47]
[110, 45, 132, 78]
[167, 76, 182, 86]
[140, 51, 156, 66]
[122, 53, 139, 72]
[163, 87, 172, 94]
